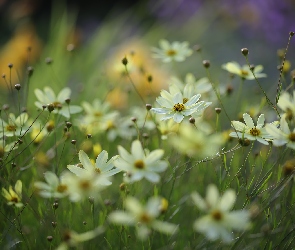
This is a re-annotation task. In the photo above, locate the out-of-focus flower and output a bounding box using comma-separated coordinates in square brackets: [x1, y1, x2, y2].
[170, 74, 212, 95]
[157, 119, 179, 140]
[222, 62, 266, 80]
[34, 87, 82, 118]
[108, 196, 178, 240]
[67, 150, 120, 186]
[151, 91, 211, 123]
[191, 184, 251, 243]
[229, 113, 274, 145]
[0, 113, 29, 137]
[114, 140, 168, 183]
[2, 180, 23, 207]
[151, 39, 192, 63]
[277, 91, 295, 121]
[266, 117, 295, 149]
[34, 171, 70, 199]
[169, 123, 224, 159]
[0, 138, 19, 157]
[56, 227, 104, 250]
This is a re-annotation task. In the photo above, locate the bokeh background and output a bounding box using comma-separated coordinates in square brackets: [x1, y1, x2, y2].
[0, 0, 295, 110]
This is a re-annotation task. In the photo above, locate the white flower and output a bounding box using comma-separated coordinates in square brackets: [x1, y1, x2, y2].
[114, 140, 168, 183]
[229, 113, 273, 145]
[169, 123, 224, 159]
[108, 196, 178, 240]
[151, 39, 192, 63]
[2, 180, 23, 207]
[56, 227, 104, 250]
[34, 87, 82, 118]
[277, 91, 295, 121]
[0, 113, 29, 137]
[266, 117, 295, 149]
[152, 91, 211, 123]
[222, 61, 266, 80]
[191, 184, 251, 243]
[34, 171, 70, 199]
[67, 150, 120, 186]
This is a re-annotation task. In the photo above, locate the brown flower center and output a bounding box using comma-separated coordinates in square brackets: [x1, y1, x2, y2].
[134, 160, 145, 169]
[240, 70, 249, 76]
[52, 102, 62, 110]
[140, 212, 151, 223]
[211, 210, 223, 221]
[57, 184, 68, 193]
[79, 180, 91, 190]
[250, 127, 260, 136]
[6, 124, 16, 132]
[166, 49, 176, 56]
[173, 103, 185, 112]
[288, 132, 295, 142]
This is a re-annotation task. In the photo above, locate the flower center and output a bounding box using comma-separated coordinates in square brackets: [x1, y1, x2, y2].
[57, 184, 68, 193]
[11, 196, 19, 203]
[250, 127, 260, 136]
[288, 132, 295, 142]
[140, 212, 151, 223]
[6, 124, 16, 132]
[286, 108, 293, 121]
[183, 98, 188, 104]
[134, 159, 145, 169]
[94, 168, 101, 174]
[79, 180, 91, 190]
[211, 210, 223, 221]
[52, 102, 62, 110]
[173, 103, 185, 112]
[166, 49, 176, 56]
[94, 111, 102, 117]
[240, 70, 249, 76]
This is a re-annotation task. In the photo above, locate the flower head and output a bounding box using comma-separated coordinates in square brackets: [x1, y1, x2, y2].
[191, 184, 251, 243]
[2, 180, 23, 207]
[0, 113, 29, 137]
[277, 91, 295, 121]
[151, 39, 192, 63]
[108, 196, 178, 240]
[34, 87, 82, 118]
[67, 150, 120, 186]
[114, 140, 168, 183]
[229, 113, 273, 145]
[152, 91, 211, 123]
[222, 61, 266, 80]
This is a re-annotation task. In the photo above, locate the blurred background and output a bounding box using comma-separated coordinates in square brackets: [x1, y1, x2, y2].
[0, 0, 295, 111]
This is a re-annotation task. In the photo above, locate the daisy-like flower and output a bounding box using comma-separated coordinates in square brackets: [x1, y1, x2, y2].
[114, 140, 168, 183]
[151, 92, 211, 123]
[265, 117, 295, 149]
[34, 171, 70, 199]
[277, 90, 295, 121]
[170, 74, 212, 95]
[151, 39, 193, 63]
[0, 113, 29, 137]
[108, 196, 178, 240]
[2, 180, 23, 207]
[222, 61, 266, 80]
[157, 119, 179, 140]
[191, 184, 251, 243]
[34, 87, 82, 118]
[56, 227, 104, 250]
[169, 123, 224, 159]
[67, 150, 120, 186]
[229, 113, 273, 145]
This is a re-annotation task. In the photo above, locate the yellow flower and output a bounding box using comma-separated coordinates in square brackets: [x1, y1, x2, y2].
[2, 180, 23, 207]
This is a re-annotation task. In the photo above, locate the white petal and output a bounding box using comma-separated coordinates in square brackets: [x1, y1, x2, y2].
[243, 113, 254, 128]
[218, 189, 236, 211]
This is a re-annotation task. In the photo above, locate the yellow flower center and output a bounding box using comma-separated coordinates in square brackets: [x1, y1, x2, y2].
[250, 127, 260, 136]
[286, 108, 294, 121]
[6, 124, 16, 132]
[183, 98, 189, 104]
[240, 70, 249, 76]
[52, 102, 62, 110]
[211, 210, 223, 221]
[94, 168, 101, 174]
[79, 180, 91, 190]
[288, 132, 295, 142]
[134, 159, 145, 169]
[57, 184, 68, 193]
[140, 212, 151, 223]
[10, 196, 19, 203]
[173, 103, 185, 112]
[166, 49, 176, 56]
[94, 111, 102, 117]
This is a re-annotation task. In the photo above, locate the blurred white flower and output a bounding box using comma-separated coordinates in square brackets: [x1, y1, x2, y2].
[34, 87, 82, 118]
[266, 116, 295, 149]
[191, 184, 251, 243]
[2, 180, 23, 207]
[229, 113, 273, 145]
[114, 140, 167, 183]
[151, 39, 192, 63]
[67, 150, 120, 186]
[222, 61, 266, 80]
[108, 196, 178, 240]
[0, 113, 29, 137]
[277, 91, 295, 121]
